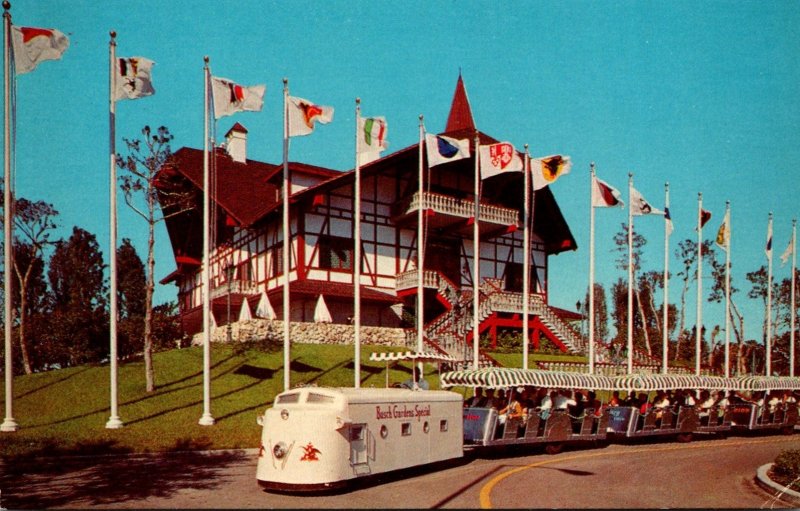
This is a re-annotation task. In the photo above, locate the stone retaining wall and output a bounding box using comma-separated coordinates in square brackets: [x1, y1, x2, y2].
[190, 319, 407, 347]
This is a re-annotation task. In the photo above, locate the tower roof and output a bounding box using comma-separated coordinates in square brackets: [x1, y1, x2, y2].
[444, 74, 476, 134]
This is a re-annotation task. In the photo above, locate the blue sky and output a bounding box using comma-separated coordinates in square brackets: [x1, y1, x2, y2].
[8, 1, 800, 345]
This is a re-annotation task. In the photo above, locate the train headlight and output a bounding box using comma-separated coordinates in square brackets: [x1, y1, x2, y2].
[280, 409, 289, 420]
[273, 441, 288, 459]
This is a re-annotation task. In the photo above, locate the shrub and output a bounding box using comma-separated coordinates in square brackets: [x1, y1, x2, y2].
[772, 449, 800, 491]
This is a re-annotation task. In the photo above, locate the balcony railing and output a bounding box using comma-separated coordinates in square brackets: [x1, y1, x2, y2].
[395, 269, 441, 293]
[210, 279, 259, 300]
[394, 191, 519, 227]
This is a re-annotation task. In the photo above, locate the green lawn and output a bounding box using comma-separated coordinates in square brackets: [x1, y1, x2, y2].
[0, 344, 580, 459]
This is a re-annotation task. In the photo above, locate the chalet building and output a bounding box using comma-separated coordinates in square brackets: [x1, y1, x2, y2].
[157, 77, 605, 367]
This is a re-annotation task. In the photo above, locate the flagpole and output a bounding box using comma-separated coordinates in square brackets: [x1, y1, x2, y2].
[198, 57, 214, 426]
[695, 193, 703, 376]
[662, 182, 670, 375]
[417, 116, 425, 363]
[1, 0, 17, 433]
[589, 163, 596, 375]
[353, 98, 362, 388]
[522, 145, 530, 370]
[472, 132, 480, 370]
[282, 78, 291, 391]
[105, 31, 123, 429]
[766, 211, 773, 376]
[627, 173, 634, 374]
[790, 219, 797, 377]
[723, 201, 731, 378]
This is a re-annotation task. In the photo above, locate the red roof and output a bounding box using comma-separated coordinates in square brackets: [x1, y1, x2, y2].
[164, 147, 339, 227]
[445, 73, 476, 134]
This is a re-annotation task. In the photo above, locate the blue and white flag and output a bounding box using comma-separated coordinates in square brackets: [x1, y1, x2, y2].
[425, 133, 469, 168]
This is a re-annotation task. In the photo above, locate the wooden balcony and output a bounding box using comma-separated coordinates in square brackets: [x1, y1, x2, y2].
[210, 279, 259, 300]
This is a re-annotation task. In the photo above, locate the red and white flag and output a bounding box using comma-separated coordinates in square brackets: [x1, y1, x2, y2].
[11, 26, 69, 75]
[114, 57, 155, 101]
[287, 96, 334, 137]
[211, 76, 265, 119]
[479, 142, 523, 179]
[591, 176, 624, 207]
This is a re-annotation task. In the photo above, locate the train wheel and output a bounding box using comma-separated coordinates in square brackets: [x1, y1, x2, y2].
[782, 426, 794, 435]
[676, 432, 693, 443]
[545, 443, 563, 455]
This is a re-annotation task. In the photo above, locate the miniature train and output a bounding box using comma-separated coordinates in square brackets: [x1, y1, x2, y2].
[256, 368, 800, 492]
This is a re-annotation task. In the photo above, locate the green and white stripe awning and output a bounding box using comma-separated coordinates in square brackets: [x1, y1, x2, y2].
[439, 367, 616, 390]
[369, 351, 461, 363]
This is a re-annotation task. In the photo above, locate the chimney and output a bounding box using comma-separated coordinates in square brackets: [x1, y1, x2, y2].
[225, 122, 248, 163]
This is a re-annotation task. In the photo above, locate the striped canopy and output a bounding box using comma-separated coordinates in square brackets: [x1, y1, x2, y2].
[611, 374, 735, 392]
[369, 351, 461, 363]
[439, 367, 616, 390]
[733, 376, 800, 391]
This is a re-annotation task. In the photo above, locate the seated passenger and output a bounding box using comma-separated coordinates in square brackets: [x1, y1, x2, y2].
[638, 393, 652, 415]
[698, 390, 715, 418]
[569, 390, 587, 417]
[554, 389, 577, 411]
[766, 391, 781, 414]
[484, 388, 498, 409]
[498, 390, 524, 425]
[538, 390, 555, 420]
[652, 391, 670, 420]
[493, 388, 507, 410]
[715, 390, 730, 419]
[467, 387, 487, 408]
[608, 390, 621, 407]
[586, 390, 602, 416]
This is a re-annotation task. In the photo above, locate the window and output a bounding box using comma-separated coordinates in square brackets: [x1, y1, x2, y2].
[319, 236, 353, 270]
[307, 393, 335, 404]
[276, 393, 300, 404]
[505, 262, 523, 292]
[440, 419, 449, 432]
[401, 422, 412, 436]
[270, 244, 284, 278]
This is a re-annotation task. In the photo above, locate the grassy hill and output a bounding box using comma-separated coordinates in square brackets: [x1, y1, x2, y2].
[0, 343, 582, 459]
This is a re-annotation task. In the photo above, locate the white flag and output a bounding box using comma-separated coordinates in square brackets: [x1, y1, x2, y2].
[356, 116, 388, 165]
[630, 187, 664, 216]
[425, 133, 469, 168]
[11, 26, 69, 74]
[592, 176, 624, 208]
[781, 238, 793, 266]
[479, 142, 523, 180]
[532, 155, 571, 190]
[287, 96, 334, 137]
[211, 76, 265, 119]
[114, 57, 155, 101]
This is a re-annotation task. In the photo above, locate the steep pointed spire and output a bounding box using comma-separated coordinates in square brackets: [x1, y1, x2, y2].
[445, 73, 476, 133]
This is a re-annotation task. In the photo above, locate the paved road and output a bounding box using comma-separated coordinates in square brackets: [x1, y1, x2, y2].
[2, 434, 799, 509]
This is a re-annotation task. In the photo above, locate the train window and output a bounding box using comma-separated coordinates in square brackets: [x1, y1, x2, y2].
[423, 421, 430, 433]
[440, 419, 449, 432]
[306, 393, 335, 404]
[276, 393, 300, 404]
[380, 425, 388, 438]
[401, 422, 412, 436]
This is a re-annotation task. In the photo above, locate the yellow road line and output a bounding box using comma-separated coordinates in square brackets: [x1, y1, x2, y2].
[478, 436, 799, 508]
